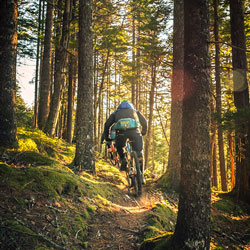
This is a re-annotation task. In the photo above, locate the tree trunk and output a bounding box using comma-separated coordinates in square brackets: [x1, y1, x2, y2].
[66, 54, 77, 143]
[45, 0, 71, 136]
[213, 0, 227, 191]
[230, 0, 250, 203]
[164, 0, 184, 192]
[144, 63, 157, 170]
[228, 131, 235, 190]
[97, 51, 110, 146]
[210, 98, 218, 188]
[131, 18, 136, 105]
[0, 0, 18, 148]
[38, 0, 54, 130]
[74, 0, 95, 172]
[93, 49, 98, 146]
[33, 0, 42, 128]
[172, 0, 211, 249]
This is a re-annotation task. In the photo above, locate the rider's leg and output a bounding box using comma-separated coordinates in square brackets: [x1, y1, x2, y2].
[115, 133, 127, 170]
[107, 141, 113, 159]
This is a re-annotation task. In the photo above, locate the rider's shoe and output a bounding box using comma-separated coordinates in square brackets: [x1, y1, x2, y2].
[120, 158, 127, 171]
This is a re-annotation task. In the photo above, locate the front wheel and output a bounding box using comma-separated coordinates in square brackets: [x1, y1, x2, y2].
[130, 151, 142, 197]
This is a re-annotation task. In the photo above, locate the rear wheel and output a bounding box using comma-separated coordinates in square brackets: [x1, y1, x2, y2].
[131, 151, 142, 197]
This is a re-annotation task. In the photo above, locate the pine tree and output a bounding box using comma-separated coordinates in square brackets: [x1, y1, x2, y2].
[0, 0, 18, 148]
[172, 0, 211, 248]
[74, 0, 95, 172]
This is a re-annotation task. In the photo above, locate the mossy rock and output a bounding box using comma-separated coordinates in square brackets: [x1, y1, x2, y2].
[144, 202, 177, 239]
[140, 232, 173, 250]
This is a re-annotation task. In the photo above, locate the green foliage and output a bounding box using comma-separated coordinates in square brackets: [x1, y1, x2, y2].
[214, 107, 250, 133]
[18, 1, 39, 58]
[17, 127, 75, 162]
[16, 95, 33, 127]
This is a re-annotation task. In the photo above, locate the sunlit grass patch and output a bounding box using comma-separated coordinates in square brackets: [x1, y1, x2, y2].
[17, 127, 75, 163]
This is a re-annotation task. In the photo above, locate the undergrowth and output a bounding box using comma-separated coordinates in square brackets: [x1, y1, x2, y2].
[0, 127, 126, 249]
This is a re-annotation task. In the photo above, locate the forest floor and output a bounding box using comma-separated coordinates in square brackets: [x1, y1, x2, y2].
[1, 127, 250, 249]
[86, 179, 169, 250]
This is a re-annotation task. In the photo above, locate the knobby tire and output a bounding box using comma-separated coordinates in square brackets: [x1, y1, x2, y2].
[131, 151, 142, 197]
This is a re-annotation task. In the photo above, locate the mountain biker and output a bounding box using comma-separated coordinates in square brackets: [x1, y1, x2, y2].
[101, 125, 116, 159]
[103, 100, 147, 183]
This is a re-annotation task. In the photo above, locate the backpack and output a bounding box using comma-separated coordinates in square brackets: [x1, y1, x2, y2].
[110, 129, 116, 140]
[114, 118, 139, 130]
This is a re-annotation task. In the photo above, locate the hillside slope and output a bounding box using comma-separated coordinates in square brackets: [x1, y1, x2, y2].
[0, 127, 250, 250]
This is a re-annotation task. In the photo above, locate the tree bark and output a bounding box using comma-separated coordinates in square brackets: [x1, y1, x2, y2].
[230, 0, 250, 203]
[228, 131, 235, 190]
[213, 0, 227, 191]
[0, 0, 18, 148]
[74, 0, 95, 172]
[164, 0, 184, 192]
[45, 0, 71, 136]
[210, 98, 218, 188]
[172, 0, 211, 249]
[33, 0, 42, 128]
[66, 54, 77, 143]
[38, 0, 54, 130]
[144, 63, 157, 170]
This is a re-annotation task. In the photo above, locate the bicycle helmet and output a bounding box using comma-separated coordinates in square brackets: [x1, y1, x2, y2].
[117, 100, 135, 110]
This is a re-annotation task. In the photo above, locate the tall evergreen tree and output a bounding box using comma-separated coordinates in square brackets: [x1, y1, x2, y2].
[172, 0, 211, 248]
[230, 0, 250, 203]
[45, 0, 72, 136]
[163, 0, 184, 192]
[0, 0, 18, 148]
[38, 0, 54, 130]
[213, 0, 227, 191]
[74, 0, 95, 172]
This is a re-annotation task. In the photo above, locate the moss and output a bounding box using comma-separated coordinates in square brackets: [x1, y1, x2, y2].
[14, 151, 57, 166]
[0, 162, 84, 199]
[0, 162, 14, 176]
[214, 247, 225, 250]
[16, 197, 26, 206]
[81, 209, 89, 220]
[140, 232, 173, 250]
[72, 215, 88, 240]
[213, 199, 243, 216]
[17, 127, 75, 162]
[213, 214, 234, 225]
[144, 202, 176, 240]
[86, 205, 96, 214]
[82, 242, 88, 249]
[4, 220, 34, 234]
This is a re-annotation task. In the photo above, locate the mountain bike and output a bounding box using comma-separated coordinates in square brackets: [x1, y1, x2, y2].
[124, 140, 142, 197]
[105, 141, 120, 168]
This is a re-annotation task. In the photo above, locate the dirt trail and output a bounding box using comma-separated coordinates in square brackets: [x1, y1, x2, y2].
[87, 187, 163, 250]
